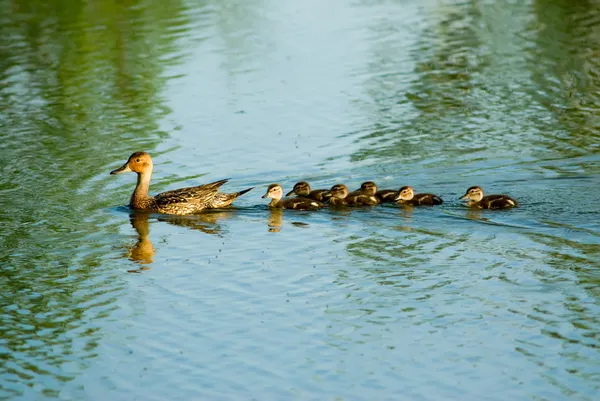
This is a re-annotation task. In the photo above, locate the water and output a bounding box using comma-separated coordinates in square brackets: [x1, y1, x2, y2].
[1, 0, 599, 399]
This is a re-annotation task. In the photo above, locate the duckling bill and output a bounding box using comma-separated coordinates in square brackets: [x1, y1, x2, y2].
[110, 152, 253, 215]
[262, 184, 324, 210]
[460, 186, 518, 209]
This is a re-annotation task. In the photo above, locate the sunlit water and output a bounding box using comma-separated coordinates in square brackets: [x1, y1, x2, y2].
[1, 0, 599, 400]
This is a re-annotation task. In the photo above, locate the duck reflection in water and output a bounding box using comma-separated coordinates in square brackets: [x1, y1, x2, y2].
[126, 210, 233, 271]
[465, 208, 486, 222]
[268, 208, 283, 232]
[127, 212, 155, 268]
[397, 204, 415, 220]
[158, 210, 233, 235]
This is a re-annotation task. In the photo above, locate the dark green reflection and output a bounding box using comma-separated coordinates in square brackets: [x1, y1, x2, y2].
[0, 0, 190, 396]
[529, 0, 600, 159]
[352, 1, 488, 164]
[352, 0, 600, 172]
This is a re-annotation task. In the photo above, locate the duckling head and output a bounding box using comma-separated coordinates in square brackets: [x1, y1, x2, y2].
[329, 184, 349, 199]
[394, 186, 414, 201]
[357, 181, 377, 195]
[262, 184, 284, 200]
[285, 181, 310, 197]
[460, 186, 484, 202]
[111, 152, 153, 175]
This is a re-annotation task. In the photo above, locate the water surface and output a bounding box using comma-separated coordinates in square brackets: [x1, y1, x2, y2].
[1, 0, 599, 400]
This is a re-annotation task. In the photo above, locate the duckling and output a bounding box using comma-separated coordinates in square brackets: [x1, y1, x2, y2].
[262, 184, 324, 210]
[460, 186, 518, 209]
[327, 184, 351, 207]
[110, 152, 253, 215]
[395, 186, 443, 206]
[285, 181, 331, 202]
[328, 183, 378, 207]
[348, 181, 380, 206]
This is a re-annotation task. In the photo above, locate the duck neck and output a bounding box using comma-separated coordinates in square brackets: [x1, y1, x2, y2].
[131, 171, 152, 208]
[269, 198, 282, 207]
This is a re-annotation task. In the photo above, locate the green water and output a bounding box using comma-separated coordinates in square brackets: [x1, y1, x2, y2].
[1, 0, 599, 400]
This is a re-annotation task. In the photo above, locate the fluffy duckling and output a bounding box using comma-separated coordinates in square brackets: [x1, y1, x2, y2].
[394, 186, 443, 206]
[285, 181, 331, 202]
[328, 183, 378, 207]
[327, 184, 350, 207]
[262, 184, 324, 210]
[110, 152, 253, 215]
[460, 186, 518, 209]
[348, 181, 380, 206]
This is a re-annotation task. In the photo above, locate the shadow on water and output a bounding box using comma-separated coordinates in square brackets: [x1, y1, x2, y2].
[0, 0, 192, 397]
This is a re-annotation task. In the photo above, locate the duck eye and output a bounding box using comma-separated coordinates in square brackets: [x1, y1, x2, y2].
[136, 158, 140, 162]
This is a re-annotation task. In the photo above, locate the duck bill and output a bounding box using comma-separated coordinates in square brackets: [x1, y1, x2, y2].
[394, 195, 401, 202]
[284, 190, 294, 197]
[261, 193, 270, 199]
[459, 194, 469, 200]
[110, 162, 132, 175]
[321, 191, 332, 200]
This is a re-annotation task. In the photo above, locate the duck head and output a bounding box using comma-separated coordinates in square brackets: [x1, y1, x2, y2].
[111, 152, 154, 175]
[356, 181, 377, 196]
[285, 181, 310, 197]
[329, 184, 349, 199]
[394, 186, 414, 201]
[460, 186, 484, 202]
[262, 184, 284, 201]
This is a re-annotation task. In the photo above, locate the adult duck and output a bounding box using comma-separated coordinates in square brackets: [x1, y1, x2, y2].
[110, 152, 252, 215]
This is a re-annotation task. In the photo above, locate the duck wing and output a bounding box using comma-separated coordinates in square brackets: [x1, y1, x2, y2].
[281, 197, 324, 210]
[376, 189, 398, 203]
[208, 187, 254, 208]
[155, 179, 229, 206]
[414, 193, 443, 205]
[484, 195, 518, 209]
[347, 194, 379, 206]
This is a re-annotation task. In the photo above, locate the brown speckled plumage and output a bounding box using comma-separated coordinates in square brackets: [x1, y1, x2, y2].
[375, 189, 399, 203]
[262, 184, 324, 210]
[460, 186, 518, 209]
[395, 186, 443, 206]
[208, 188, 254, 208]
[110, 152, 252, 215]
[347, 181, 380, 206]
[327, 183, 378, 207]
